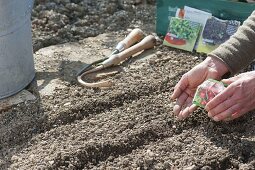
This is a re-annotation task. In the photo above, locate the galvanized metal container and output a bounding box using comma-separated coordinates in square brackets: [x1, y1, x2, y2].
[0, 0, 35, 99]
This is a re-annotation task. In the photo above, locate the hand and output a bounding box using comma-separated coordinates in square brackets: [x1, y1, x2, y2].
[206, 71, 255, 121]
[171, 56, 229, 119]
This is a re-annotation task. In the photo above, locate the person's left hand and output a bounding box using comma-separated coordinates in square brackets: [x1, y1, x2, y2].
[205, 71, 255, 121]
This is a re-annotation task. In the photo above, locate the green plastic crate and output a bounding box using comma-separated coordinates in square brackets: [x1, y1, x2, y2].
[156, 0, 255, 35]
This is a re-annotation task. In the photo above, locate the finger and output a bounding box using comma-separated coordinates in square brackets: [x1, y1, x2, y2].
[225, 106, 250, 121]
[207, 97, 235, 118]
[223, 111, 243, 122]
[178, 107, 190, 120]
[189, 104, 198, 113]
[223, 116, 234, 122]
[179, 103, 197, 120]
[173, 105, 182, 116]
[221, 79, 231, 85]
[173, 92, 188, 116]
[231, 108, 247, 120]
[178, 97, 192, 119]
[205, 86, 235, 111]
[179, 97, 197, 119]
[171, 74, 188, 100]
[221, 75, 241, 85]
[212, 103, 241, 121]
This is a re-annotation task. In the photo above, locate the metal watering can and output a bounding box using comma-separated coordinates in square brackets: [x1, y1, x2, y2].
[0, 0, 35, 99]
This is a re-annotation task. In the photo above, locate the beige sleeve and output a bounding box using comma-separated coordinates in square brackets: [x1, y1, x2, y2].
[209, 11, 255, 74]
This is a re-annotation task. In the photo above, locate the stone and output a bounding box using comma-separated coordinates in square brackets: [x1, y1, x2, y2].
[0, 90, 36, 111]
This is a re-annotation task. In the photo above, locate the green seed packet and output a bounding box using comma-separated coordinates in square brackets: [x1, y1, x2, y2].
[192, 79, 227, 108]
[163, 17, 201, 52]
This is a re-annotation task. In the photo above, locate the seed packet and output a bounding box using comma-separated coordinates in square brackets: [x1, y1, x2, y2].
[196, 16, 240, 53]
[192, 79, 226, 108]
[163, 17, 201, 52]
[183, 6, 212, 50]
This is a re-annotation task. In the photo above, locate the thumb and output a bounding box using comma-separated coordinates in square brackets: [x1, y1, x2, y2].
[221, 76, 239, 85]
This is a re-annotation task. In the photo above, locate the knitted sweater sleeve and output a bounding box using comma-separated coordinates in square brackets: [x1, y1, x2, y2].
[209, 11, 255, 74]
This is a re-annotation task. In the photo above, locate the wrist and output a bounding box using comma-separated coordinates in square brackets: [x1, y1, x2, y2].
[204, 56, 230, 77]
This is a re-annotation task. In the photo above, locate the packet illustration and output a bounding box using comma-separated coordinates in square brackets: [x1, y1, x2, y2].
[193, 79, 227, 108]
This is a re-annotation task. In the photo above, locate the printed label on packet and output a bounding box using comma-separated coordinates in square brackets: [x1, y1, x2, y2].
[192, 79, 227, 108]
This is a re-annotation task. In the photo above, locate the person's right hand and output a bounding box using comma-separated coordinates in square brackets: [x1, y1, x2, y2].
[206, 71, 255, 121]
[171, 56, 229, 119]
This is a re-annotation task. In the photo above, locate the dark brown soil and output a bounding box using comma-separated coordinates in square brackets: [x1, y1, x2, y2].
[0, 1, 254, 169]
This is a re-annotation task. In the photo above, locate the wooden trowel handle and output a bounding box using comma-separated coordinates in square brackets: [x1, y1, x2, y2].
[118, 35, 156, 61]
[116, 28, 144, 52]
[102, 35, 156, 67]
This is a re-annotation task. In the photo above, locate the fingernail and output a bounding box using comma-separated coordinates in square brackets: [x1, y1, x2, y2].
[213, 116, 220, 122]
[177, 113, 183, 120]
[208, 112, 212, 117]
[171, 94, 174, 99]
[208, 111, 214, 118]
[173, 105, 181, 114]
[178, 116, 184, 120]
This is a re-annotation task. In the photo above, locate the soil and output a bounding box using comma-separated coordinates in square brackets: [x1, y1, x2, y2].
[0, 0, 254, 169]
